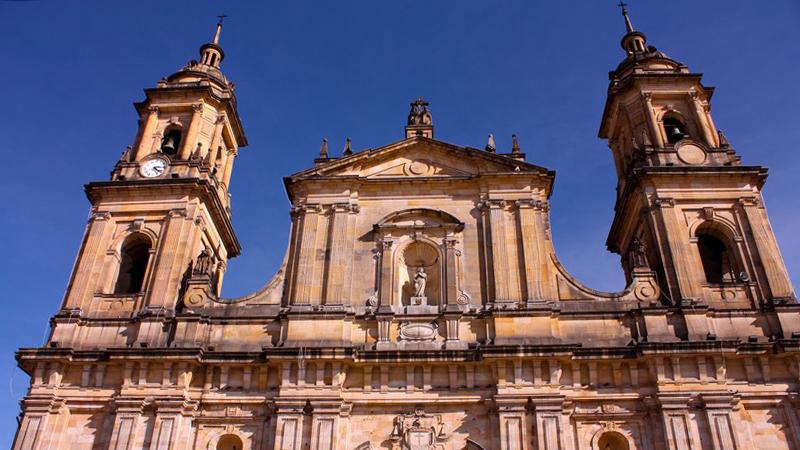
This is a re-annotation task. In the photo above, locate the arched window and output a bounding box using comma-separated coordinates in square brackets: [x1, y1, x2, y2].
[216, 434, 243, 450]
[663, 116, 687, 144]
[697, 233, 736, 284]
[160, 127, 182, 156]
[114, 235, 151, 294]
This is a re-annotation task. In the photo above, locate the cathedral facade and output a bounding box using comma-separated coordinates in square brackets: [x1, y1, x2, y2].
[13, 10, 800, 450]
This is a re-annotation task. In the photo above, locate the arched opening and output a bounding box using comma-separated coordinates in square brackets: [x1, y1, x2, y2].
[160, 127, 182, 156]
[398, 241, 441, 306]
[697, 232, 737, 284]
[114, 234, 151, 294]
[216, 434, 244, 450]
[597, 431, 630, 450]
[663, 116, 687, 144]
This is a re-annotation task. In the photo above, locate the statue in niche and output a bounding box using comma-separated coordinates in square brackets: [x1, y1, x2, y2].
[401, 241, 439, 306]
[414, 268, 428, 297]
[629, 237, 648, 269]
[193, 249, 213, 276]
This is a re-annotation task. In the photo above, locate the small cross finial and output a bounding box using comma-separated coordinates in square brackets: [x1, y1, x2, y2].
[617, 1, 635, 33]
[212, 14, 227, 45]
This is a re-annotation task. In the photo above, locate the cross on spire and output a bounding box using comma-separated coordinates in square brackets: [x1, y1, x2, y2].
[213, 14, 227, 45]
[617, 1, 635, 33]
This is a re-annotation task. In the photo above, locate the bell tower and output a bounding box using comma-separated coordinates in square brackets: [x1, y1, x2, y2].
[50, 18, 247, 348]
[599, 5, 795, 317]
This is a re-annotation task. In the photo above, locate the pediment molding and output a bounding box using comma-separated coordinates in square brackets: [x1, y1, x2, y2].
[289, 136, 550, 180]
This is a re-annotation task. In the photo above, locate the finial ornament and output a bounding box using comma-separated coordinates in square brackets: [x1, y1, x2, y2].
[213, 14, 227, 45]
[511, 134, 521, 154]
[407, 98, 432, 126]
[319, 138, 329, 158]
[343, 137, 353, 156]
[618, 1, 634, 33]
[485, 134, 496, 153]
[617, 2, 647, 54]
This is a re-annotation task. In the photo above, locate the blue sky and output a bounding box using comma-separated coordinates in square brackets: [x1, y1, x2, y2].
[1, 0, 798, 444]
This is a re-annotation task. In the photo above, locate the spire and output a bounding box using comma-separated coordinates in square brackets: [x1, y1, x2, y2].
[485, 134, 496, 153]
[618, 1, 634, 33]
[318, 138, 329, 158]
[199, 16, 226, 68]
[343, 137, 353, 156]
[213, 14, 226, 45]
[511, 134, 521, 155]
[617, 2, 647, 55]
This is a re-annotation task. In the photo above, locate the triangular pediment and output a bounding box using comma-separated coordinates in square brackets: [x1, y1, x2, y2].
[290, 136, 549, 180]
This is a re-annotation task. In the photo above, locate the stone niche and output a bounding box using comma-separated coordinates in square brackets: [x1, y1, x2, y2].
[399, 241, 441, 307]
[372, 208, 467, 313]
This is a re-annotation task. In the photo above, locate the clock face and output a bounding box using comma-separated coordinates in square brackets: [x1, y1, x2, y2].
[140, 158, 168, 178]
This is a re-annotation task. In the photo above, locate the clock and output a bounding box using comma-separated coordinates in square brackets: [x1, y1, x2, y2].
[140, 158, 168, 178]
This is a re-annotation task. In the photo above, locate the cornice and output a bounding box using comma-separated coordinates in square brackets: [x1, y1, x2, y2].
[84, 178, 241, 257]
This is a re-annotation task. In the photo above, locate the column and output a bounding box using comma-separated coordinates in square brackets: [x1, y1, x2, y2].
[658, 394, 703, 450]
[222, 148, 237, 188]
[529, 396, 573, 450]
[641, 93, 665, 148]
[108, 399, 148, 450]
[654, 198, 702, 301]
[149, 399, 186, 450]
[443, 237, 460, 307]
[487, 200, 510, 302]
[340, 205, 359, 305]
[134, 106, 159, 160]
[324, 204, 351, 305]
[782, 395, 800, 450]
[516, 200, 542, 303]
[273, 402, 306, 450]
[179, 103, 204, 159]
[309, 207, 332, 303]
[689, 91, 718, 147]
[63, 211, 112, 310]
[309, 402, 343, 450]
[702, 394, 743, 450]
[207, 114, 226, 164]
[13, 397, 67, 450]
[495, 399, 530, 450]
[292, 205, 322, 305]
[533, 201, 558, 299]
[378, 239, 394, 307]
[146, 208, 194, 309]
[739, 197, 795, 300]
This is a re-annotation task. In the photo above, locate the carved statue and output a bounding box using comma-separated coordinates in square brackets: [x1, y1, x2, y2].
[194, 249, 213, 276]
[413, 267, 428, 297]
[118, 145, 132, 163]
[630, 237, 648, 269]
[407, 98, 432, 126]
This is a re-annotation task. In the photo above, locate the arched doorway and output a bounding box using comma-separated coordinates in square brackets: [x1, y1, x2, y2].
[596, 431, 630, 450]
[217, 434, 244, 450]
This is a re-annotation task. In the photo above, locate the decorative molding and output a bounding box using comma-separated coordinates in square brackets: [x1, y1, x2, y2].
[398, 321, 438, 342]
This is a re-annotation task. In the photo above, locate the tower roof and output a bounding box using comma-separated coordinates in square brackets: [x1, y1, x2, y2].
[162, 16, 233, 90]
[611, 3, 686, 77]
